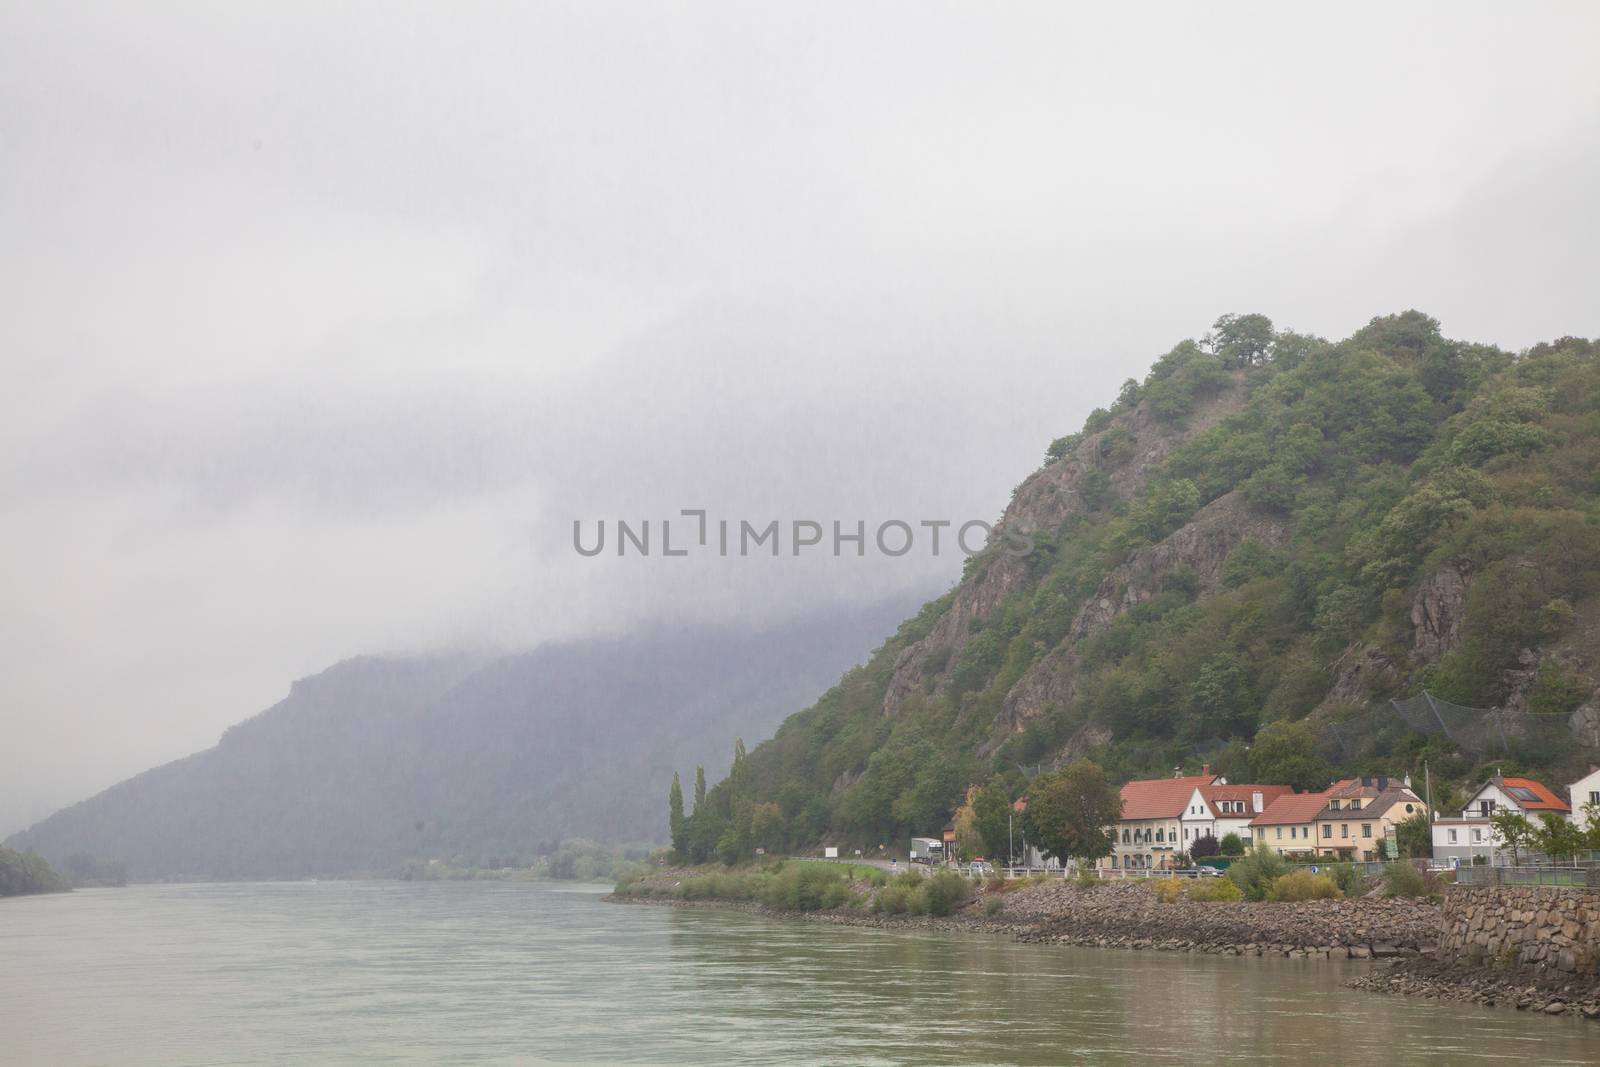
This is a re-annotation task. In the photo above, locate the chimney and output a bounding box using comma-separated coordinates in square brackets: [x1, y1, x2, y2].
[1201, 763, 1211, 779]
[1376, 775, 1388, 791]
[1251, 791, 1264, 814]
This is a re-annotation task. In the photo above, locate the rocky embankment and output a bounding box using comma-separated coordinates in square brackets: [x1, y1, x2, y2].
[1003, 879, 1437, 959]
[1349, 956, 1600, 1019]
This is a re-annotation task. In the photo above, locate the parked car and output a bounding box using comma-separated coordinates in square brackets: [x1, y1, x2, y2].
[968, 860, 994, 877]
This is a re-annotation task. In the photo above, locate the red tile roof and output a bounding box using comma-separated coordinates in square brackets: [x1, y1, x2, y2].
[1118, 775, 1217, 821]
[1497, 777, 1570, 813]
[1200, 783, 1294, 819]
[1249, 791, 1331, 827]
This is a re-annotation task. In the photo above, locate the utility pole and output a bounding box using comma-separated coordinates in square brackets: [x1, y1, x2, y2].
[1008, 811, 1014, 874]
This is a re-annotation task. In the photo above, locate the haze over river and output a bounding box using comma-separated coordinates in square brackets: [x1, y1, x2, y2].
[3, 881, 1597, 1065]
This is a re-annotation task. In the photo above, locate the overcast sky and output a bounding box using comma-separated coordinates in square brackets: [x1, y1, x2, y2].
[3, 2, 1598, 835]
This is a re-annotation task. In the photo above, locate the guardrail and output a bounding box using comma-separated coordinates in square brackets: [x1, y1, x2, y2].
[1454, 866, 1600, 887]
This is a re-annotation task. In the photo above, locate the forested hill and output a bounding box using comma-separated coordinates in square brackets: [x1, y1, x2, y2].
[5, 598, 917, 880]
[695, 313, 1600, 854]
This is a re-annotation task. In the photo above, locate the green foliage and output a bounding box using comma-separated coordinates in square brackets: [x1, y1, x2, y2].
[758, 863, 852, 911]
[1019, 760, 1121, 865]
[1392, 811, 1431, 859]
[874, 883, 913, 915]
[0, 848, 70, 897]
[1488, 810, 1537, 864]
[918, 871, 974, 916]
[1185, 877, 1243, 902]
[1266, 870, 1342, 901]
[1380, 862, 1429, 899]
[983, 895, 1006, 917]
[1533, 812, 1587, 863]
[1227, 847, 1291, 901]
[1189, 833, 1221, 859]
[1248, 721, 1333, 792]
[1218, 833, 1245, 857]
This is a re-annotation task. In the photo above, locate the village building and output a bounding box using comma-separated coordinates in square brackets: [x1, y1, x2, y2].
[1431, 775, 1571, 866]
[1248, 791, 1329, 857]
[1568, 766, 1600, 830]
[1308, 777, 1425, 861]
[1100, 767, 1291, 872]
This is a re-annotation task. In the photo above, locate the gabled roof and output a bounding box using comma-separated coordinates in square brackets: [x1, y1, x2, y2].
[1492, 776, 1570, 813]
[1118, 774, 1219, 821]
[1249, 791, 1330, 827]
[1313, 785, 1423, 822]
[1198, 783, 1293, 819]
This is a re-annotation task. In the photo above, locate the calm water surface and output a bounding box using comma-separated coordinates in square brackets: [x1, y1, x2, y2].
[3, 881, 1598, 1065]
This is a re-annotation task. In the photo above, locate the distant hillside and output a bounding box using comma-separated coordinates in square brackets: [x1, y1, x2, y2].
[694, 313, 1600, 854]
[6, 599, 918, 880]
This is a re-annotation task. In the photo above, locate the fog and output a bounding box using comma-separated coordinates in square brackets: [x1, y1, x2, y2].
[3, 2, 1598, 833]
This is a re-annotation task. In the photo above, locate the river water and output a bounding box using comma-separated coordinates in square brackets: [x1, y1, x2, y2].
[3, 881, 1597, 1065]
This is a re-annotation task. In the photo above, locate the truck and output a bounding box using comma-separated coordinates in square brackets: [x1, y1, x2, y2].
[909, 837, 944, 865]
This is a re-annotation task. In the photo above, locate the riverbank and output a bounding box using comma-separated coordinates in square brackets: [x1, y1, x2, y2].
[610, 866, 1441, 959]
[1349, 956, 1600, 1019]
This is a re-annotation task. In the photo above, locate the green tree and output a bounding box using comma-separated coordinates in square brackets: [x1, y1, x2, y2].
[971, 783, 1017, 865]
[669, 772, 685, 834]
[668, 771, 686, 858]
[1019, 760, 1122, 866]
[1489, 809, 1536, 865]
[1393, 811, 1431, 858]
[694, 766, 707, 812]
[1190, 833, 1221, 859]
[1219, 832, 1245, 857]
[1248, 721, 1332, 792]
[1207, 312, 1275, 367]
[1532, 813, 1585, 864]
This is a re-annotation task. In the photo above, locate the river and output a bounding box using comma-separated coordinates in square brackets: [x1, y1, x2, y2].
[2, 881, 1596, 1065]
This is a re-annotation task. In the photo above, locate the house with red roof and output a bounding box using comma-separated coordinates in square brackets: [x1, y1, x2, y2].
[1432, 775, 1571, 866]
[1248, 791, 1331, 857]
[1099, 766, 1295, 872]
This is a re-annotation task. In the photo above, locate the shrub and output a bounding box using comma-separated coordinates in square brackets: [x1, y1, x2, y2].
[1186, 877, 1243, 903]
[1073, 868, 1099, 889]
[985, 874, 1008, 893]
[1326, 863, 1364, 897]
[1381, 862, 1429, 899]
[919, 871, 974, 917]
[1265, 870, 1342, 902]
[1227, 848, 1291, 901]
[983, 896, 1006, 917]
[1219, 833, 1246, 857]
[758, 864, 850, 911]
[874, 884, 913, 915]
[1151, 878, 1184, 904]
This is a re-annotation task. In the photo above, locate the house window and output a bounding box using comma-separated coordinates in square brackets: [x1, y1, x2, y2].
[1589, 791, 1599, 806]
[1122, 830, 1130, 843]
[1362, 824, 1372, 838]
[1322, 825, 1332, 839]
[1405, 804, 1414, 814]
[1471, 829, 1482, 843]
[1340, 824, 1350, 839]
[1448, 829, 1458, 843]
[1275, 827, 1283, 840]
[1329, 800, 1340, 811]
[1479, 800, 1495, 816]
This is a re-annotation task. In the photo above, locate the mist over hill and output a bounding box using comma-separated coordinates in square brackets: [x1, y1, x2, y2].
[6, 597, 920, 879]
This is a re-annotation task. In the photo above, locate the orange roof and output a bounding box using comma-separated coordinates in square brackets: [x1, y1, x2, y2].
[1497, 777, 1570, 813]
[1200, 783, 1294, 818]
[1118, 775, 1218, 820]
[1249, 791, 1330, 827]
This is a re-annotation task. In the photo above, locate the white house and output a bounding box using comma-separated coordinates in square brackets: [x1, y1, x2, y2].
[1179, 782, 1292, 851]
[1431, 775, 1571, 866]
[1569, 767, 1600, 831]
